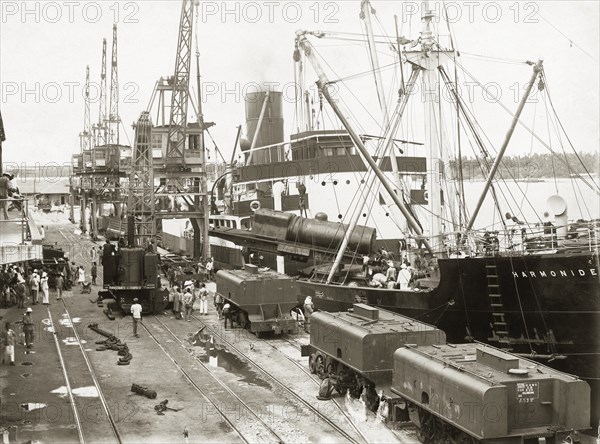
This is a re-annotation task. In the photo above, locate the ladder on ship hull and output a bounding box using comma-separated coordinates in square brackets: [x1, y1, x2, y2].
[486, 258, 511, 348]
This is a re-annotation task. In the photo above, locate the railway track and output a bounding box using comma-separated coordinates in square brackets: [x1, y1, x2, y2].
[141, 316, 282, 444]
[189, 314, 368, 444]
[45, 301, 124, 444]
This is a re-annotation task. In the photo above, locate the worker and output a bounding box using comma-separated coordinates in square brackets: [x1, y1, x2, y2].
[16, 276, 26, 308]
[205, 258, 214, 281]
[90, 246, 98, 262]
[0, 173, 11, 220]
[397, 263, 412, 290]
[3, 322, 16, 365]
[130, 298, 142, 338]
[386, 261, 397, 282]
[172, 286, 182, 320]
[40, 272, 49, 305]
[362, 254, 370, 277]
[369, 273, 387, 288]
[222, 302, 232, 329]
[55, 273, 64, 301]
[29, 270, 40, 305]
[22, 307, 35, 347]
[91, 262, 97, 286]
[303, 296, 314, 333]
[198, 283, 209, 315]
[77, 266, 85, 289]
[214, 291, 224, 319]
[182, 288, 194, 322]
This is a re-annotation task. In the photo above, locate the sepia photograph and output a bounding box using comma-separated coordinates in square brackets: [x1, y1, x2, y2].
[0, 1, 598, 442]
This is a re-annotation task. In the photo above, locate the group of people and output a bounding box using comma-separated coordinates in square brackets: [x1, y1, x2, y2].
[364, 255, 419, 290]
[169, 281, 211, 322]
[1, 308, 34, 366]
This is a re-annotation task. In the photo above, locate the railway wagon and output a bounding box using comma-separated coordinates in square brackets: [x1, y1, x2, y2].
[391, 343, 590, 443]
[215, 264, 298, 337]
[301, 303, 446, 410]
[100, 246, 169, 314]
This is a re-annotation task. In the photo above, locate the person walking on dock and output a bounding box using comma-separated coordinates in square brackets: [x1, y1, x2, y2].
[91, 263, 97, 285]
[2, 322, 16, 365]
[16, 277, 26, 308]
[22, 307, 34, 348]
[55, 273, 64, 301]
[29, 270, 39, 305]
[90, 246, 98, 262]
[77, 266, 85, 289]
[199, 283, 209, 315]
[205, 258, 214, 281]
[182, 288, 194, 322]
[172, 286, 182, 320]
[41, 272, 50, 305]
[130, 298, 142, 338]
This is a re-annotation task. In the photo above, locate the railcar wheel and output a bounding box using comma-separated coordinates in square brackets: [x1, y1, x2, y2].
[326, 362, 336, 376]
[417, 411, 435, 443]
[308, 354, 317, 374]
[315, 355, 325, 378]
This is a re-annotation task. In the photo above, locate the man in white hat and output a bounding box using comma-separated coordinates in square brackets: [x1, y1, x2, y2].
[41, 272, 50, 305]
[130, 298, 142, 338]
[396, 263, 412, 290]
[29, 270, 40, 305]
[22, 307, 35, 347]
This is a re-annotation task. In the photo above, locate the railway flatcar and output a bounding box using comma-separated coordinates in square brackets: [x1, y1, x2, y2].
[301, 303, 446, 410]
[215, 264, 298, 337]
[391, 343, 590, 443]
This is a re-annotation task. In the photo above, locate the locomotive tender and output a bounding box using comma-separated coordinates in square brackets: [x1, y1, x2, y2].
[303, 304, 591, 443]
[392, 343, 590, 443]
[301, 303, 446, 410]
[215, 264, 298, 337]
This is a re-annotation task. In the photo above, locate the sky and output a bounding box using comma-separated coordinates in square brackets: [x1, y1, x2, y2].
[0, 0, 598, 173]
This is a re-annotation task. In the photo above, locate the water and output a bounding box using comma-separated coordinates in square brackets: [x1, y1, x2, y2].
[188, 330, 271, 389]
[460, 178, 599, 230]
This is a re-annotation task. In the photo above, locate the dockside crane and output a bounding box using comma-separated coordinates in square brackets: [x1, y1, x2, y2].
[150, 0, 211, 259]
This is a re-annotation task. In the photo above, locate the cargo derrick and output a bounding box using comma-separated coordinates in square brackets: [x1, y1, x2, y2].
[391, 343, 591, 443]
[301, 304, 446, 412]
[215, 264, 298, 337]
[99, 113, 168, 314]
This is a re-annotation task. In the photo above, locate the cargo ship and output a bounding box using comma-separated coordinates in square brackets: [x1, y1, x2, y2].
[163, 0, 600, 423]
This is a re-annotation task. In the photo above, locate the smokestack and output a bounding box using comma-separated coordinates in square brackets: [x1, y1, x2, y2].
[242, 88, 284, 164]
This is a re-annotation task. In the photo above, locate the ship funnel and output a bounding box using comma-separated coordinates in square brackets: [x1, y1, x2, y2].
[243, 89, 284, 164]
[547, 195, 568, 241]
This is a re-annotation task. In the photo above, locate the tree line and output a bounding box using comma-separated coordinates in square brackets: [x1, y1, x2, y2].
[451, 152, 599, 180]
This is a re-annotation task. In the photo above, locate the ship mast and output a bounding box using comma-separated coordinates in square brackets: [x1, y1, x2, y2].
[296, 32, 433, 256]
[360, 0, 408, 234]
[466, 60, 544, 232]
[326, 66, 421, 284]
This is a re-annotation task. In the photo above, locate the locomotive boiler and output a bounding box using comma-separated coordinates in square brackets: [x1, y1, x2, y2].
[99, 242, 169, 314]
[391, 343, 590, 443]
